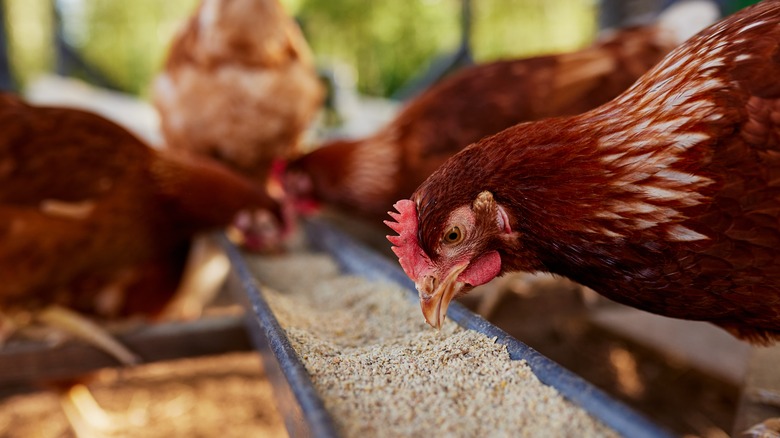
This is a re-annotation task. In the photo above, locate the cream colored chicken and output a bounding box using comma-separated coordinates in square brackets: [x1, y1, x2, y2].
[153, 0, 323, 187]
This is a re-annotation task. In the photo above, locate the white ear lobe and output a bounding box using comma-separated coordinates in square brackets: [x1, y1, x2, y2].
[497, 204, 511, 234]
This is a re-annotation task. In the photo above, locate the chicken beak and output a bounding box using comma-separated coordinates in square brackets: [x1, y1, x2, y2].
[417, 263, 468, 329]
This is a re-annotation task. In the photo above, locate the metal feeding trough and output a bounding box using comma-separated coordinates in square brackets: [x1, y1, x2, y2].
[222, 217, 674, 438]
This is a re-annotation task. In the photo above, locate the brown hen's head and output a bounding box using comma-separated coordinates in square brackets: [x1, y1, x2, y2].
[282, 143, 343, 216]
[151, 148, 290, 253]
[386, 191, 515, 328]
[283, 137, 399, 218]
[232, 158, 297, 252]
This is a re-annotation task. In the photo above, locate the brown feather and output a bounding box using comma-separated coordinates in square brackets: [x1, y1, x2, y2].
[288, 25, 678, 220]
[0, 93, 272, 318]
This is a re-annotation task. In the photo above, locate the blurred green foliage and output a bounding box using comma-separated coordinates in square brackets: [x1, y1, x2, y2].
[3, 0, 596, 98]
[4, 0, 55, 86]
[297, 0, 597, 96]
[3, 0, 199, 96]
[724, 0, 762, 13]
[473, 0, 597, 60]
[298, 0, 461, 97]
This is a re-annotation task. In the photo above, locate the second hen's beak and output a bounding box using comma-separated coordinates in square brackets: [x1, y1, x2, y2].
[417, 263, 469, 329]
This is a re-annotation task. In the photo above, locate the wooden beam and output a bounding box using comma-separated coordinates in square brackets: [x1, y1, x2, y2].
[0, 313, 252, 386]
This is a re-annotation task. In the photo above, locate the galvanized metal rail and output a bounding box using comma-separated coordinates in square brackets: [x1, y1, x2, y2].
[224, 216, 675, 438]
[224, 234, 341, 438]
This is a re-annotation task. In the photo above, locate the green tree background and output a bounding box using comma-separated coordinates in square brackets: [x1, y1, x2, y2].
[3, 0, 596, 98]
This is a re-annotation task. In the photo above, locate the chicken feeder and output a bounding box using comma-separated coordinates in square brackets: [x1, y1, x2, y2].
[222, 217, 675, 438]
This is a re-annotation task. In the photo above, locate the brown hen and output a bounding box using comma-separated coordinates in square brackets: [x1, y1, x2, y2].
[153, 0, 324, 247]
[286, 24, 686, 221]
[0, 91, 285, 435]
[0, 92, 278, 328]
[387, 1, 780, 345]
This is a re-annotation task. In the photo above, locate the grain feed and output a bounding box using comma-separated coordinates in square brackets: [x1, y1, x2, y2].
[246, 252, 618, 438]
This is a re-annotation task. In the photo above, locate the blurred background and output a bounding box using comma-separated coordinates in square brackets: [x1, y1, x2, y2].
[4, 0, 762, 101]
[1, 0, 601, 99]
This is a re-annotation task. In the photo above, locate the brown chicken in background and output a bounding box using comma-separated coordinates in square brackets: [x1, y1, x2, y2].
[0, 92, 287, 435]
[153, 0, 324, 248]
[0, 91, 281, 347]
[285, 22, 690, 221]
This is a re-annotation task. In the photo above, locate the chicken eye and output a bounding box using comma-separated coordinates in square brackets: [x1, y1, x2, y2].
[442, 226, 463, 245]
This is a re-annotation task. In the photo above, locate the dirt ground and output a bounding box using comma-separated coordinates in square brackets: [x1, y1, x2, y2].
[0, 352, 287, 438]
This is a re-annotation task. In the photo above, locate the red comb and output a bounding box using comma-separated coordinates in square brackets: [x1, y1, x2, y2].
[385, 199, 430, 281]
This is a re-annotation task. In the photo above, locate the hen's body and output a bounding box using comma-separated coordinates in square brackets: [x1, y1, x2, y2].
[153, 0, 323, 184]
[288, 25, 681, 220]
[0, 94, 275, 318]
[392, 1, 780, 343]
